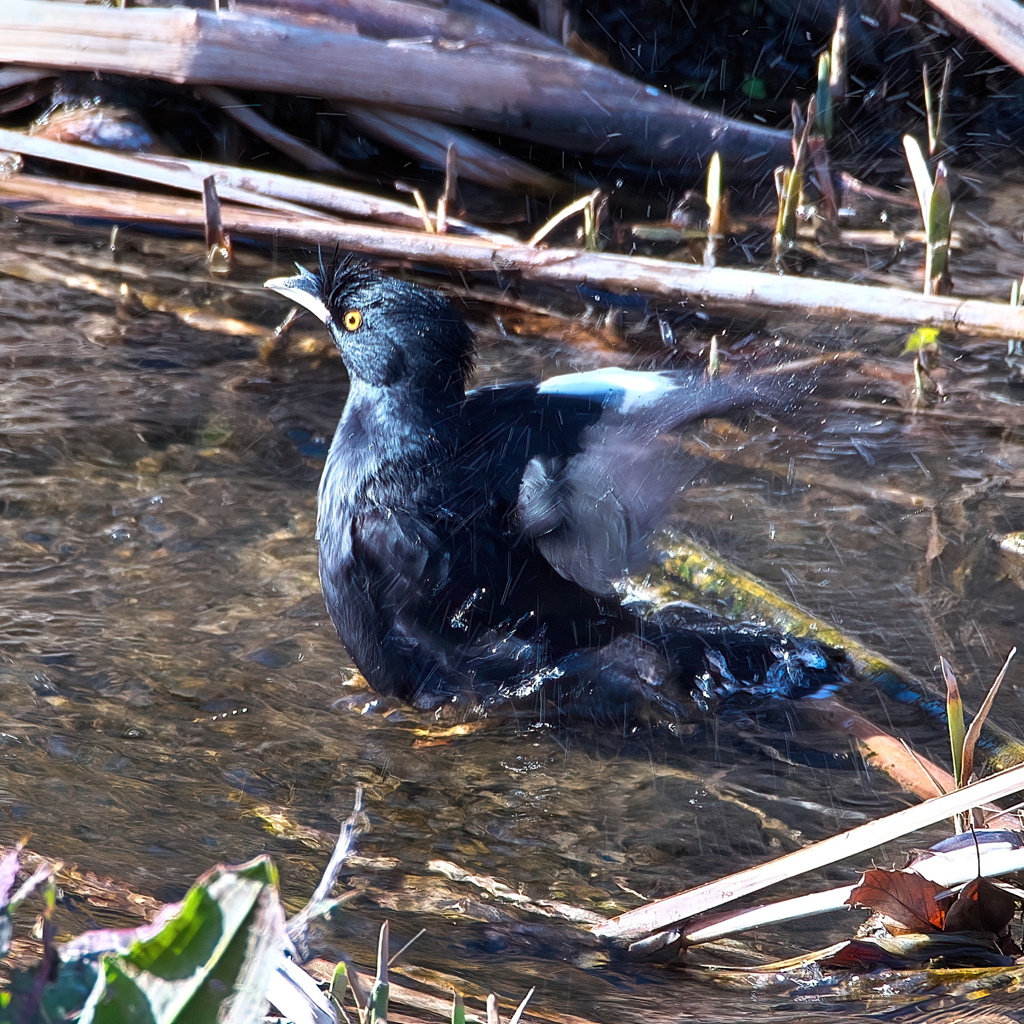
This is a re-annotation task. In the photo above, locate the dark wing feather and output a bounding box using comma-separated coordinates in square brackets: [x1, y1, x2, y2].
[513, 369, 775, 594]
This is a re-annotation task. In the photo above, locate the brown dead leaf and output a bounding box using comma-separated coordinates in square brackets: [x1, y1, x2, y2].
[925, 511, 945, 564]
[943, 877, 1018, 936]
[846, 867, 947, 933]
[815, 938, 914, 971]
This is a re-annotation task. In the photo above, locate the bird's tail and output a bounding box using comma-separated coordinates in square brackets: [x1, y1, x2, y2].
[645, 601, 850, 709]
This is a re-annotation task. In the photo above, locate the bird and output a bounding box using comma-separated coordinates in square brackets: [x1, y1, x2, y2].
[265, 257, 846, 726]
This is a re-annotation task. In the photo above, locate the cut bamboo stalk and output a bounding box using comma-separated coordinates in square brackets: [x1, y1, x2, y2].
[0, 0, 790, 177]
[922, 0, 1024, 77]
[592, 762, 1024, 943]
[3, 173, 1024, 339]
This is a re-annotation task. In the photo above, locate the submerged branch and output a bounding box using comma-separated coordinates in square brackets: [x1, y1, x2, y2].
[659, 537, 1024, 771]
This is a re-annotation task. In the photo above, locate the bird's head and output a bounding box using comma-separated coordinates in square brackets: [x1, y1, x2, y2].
[265, 257, 474, 397]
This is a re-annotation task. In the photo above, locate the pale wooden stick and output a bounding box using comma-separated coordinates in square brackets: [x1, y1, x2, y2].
[0, 127, 507, 238]
[593, 762, 1024, 942]
[4, 172, 1024, 339]
[679, 830, 1024, 945]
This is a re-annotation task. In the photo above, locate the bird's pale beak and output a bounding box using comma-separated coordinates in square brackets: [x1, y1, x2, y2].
[264, 270, 331, 326]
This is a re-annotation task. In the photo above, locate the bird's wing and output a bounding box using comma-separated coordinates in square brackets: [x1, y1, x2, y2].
[338, 500, 605, 712]
[512, 369, 779, 595]
[324, 503, 505, 710]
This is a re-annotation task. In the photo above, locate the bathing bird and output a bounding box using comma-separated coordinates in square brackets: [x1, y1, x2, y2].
[266, 258, 845, 725]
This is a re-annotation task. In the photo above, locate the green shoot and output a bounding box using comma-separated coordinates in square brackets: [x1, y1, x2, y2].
[707, 334, 720, 377]
[961, 648, 1017, 794]
[923, 59, 952, 159]
[816, 53, 832, 139]
[903, 135, 952, 296]
[911, 355, 937, 409]
[938, 649, 1017, 831]
[773, 166, 801, 265]
[703, 151, 725, 267]
[829, 6, 847, 112]
[368, 921, 390, 1024]
[528, 189, 602, 247]
[774, 97, 813, 267]
[451, 991, 466, 1024]
[329, 961, 351, 1019]
[941, 656, 965, 792]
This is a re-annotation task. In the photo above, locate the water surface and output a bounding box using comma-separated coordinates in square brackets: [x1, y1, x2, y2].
[0, 220, 1022, 1021]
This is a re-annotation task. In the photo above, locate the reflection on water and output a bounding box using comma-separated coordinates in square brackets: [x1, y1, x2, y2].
[0, 222, 1022, 1020]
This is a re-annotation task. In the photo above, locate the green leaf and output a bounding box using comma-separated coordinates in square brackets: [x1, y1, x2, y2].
[87, 961, 159, 1024]
[77, 856, 286, 1024]
[328, 960, 348, 1011]
[451, 991, 466, 1024]
[815, 53, 833, 137]
[925, 161, 952, 293]
[903, 135, 932, 223]
[368, 922, 389, 1024]
[902, 326, 940, 354]
[941, 657, 965, 791]
[961, 647, 1016, 788]
[741, 76, 766, 101]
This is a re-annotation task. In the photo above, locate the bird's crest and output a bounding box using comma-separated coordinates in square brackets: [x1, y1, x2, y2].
[265, 251, 381, 324]
[311, 250, 383, 314]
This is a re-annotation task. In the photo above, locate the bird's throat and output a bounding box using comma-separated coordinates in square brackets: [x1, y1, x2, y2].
[320, 381, 458, 512]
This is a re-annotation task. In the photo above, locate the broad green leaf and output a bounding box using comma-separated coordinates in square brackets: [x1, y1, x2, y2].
[76, 856, 286, 1024]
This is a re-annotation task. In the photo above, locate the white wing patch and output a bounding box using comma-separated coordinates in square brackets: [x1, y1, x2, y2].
[538, 368, 679, 413]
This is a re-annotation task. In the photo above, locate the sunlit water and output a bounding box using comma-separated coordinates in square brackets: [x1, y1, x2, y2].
[0, 219, 1022, 1021]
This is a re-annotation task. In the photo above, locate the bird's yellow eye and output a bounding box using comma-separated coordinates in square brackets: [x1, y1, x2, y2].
[342, 309, 363, 332]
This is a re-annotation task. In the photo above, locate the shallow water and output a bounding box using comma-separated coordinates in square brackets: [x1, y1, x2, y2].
[0, 219, 1022, 1021]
